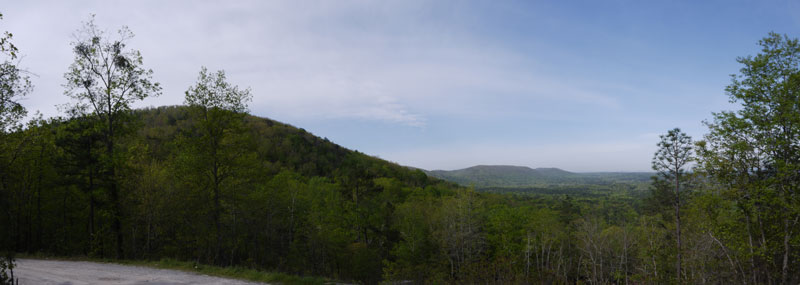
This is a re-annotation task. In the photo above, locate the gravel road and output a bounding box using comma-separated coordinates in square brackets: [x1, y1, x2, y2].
[14, 259, 264, 285]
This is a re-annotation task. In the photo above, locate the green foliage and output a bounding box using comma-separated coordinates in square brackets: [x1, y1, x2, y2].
[3, 27, 800, 285]
[0, 11, 30, 133]
[61, 15, 162, 259]
[0, 13, 32, 249]
[64, 15, 161, 113]
[0, 13, 18, 59]
[185, 67, 252, 113]
[481, 181, 650, 198]
[0, 60, 30, 133]
[173, 67, 255, 265]
[4, 102, 793, 284]
[0, 252, 16, 285]
[695, 32, 800, 284]
[653, 128, 693, 180]
[652, 128, 694, 282]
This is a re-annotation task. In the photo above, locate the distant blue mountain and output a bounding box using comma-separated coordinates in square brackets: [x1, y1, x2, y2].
[425, 165, 652, 187]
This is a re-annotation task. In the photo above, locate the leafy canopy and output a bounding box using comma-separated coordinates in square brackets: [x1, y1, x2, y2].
[0, 12, 31, 133]
[185, 66, 252, 113]
[63, 15, 161, 118]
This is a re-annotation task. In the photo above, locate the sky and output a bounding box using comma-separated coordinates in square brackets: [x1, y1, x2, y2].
[3, 0, 799, 172]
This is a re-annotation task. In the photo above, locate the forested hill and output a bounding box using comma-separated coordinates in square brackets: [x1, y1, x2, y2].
[134, 105, 437, 186]
[426, 165, 652, 187]
[3, 104, 469, 283]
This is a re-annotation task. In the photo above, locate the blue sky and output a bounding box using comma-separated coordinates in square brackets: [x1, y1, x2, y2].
[4, 0, 799, 171]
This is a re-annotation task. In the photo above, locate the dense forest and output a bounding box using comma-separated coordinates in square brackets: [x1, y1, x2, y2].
[1, 13, 799, 284]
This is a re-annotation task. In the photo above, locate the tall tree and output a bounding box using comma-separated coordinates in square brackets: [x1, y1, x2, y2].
[63, 15, 161, 258]
[0, 11, 32, 252]
[699, 32, 800, 283]
[181, 66, 252, 264]
[0, 12, 30, 133]
[652, 128, 693, 283]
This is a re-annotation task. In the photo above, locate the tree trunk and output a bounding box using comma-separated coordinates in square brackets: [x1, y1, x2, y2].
[88, 175, 95, 255]
[61, 185, 68, 252]
[675, 172, 682, 284]
[106, 103, 123, 259]
[35, 142, 44, 251]
[781, 218, 790, 284]
[213, 187, 221, 264]
[111, 169, 122, 259]
[744, 209, 757, 284]
[209, 110, 223, 265]
[525, 233, 531, 279]
[213, 162, 222, 265]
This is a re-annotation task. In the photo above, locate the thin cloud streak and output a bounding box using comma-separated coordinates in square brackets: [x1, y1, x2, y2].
[4, 1, 797, 171]
[6, 1, 623, 128]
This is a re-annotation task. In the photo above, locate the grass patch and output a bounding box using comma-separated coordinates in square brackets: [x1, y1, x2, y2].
[17, 253, 331, 285]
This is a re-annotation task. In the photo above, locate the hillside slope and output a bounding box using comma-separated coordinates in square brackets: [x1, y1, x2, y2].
[2, 105, 460, 284]
[136, 105, 440, 187]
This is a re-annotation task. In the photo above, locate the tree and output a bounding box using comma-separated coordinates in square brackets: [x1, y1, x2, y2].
[181, 66, 252, 264]
[652, 128, 693, 283]
[435, 189, 484, 281]
[63, 15, 161, 258]
[55, 108, 104, 256]
[0, 12, 31, 134]
[0, 11, 32, 255]
[698, 32, 800, 283]
[727, 33, 800, 284]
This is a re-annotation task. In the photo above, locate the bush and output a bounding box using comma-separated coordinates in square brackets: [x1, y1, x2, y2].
[0, 252, 17, 285]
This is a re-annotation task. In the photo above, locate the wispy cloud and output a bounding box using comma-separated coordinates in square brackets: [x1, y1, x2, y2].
[4, 1, 624, 127]
[6, 0, 794, 171]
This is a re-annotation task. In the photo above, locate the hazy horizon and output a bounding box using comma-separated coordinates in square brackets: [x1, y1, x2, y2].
[422, 164, 655, 173]
[4, 0, 799, 171]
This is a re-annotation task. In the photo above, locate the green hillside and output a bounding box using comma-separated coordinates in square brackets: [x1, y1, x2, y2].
[0, 104, 654, 284]
[1, 105, 461, 283]
[2, 19, 798, 283]
[135, 105, 436, 185]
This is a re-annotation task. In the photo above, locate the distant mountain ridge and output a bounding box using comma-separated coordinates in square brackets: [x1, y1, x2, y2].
[425, 165, 652, 187]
